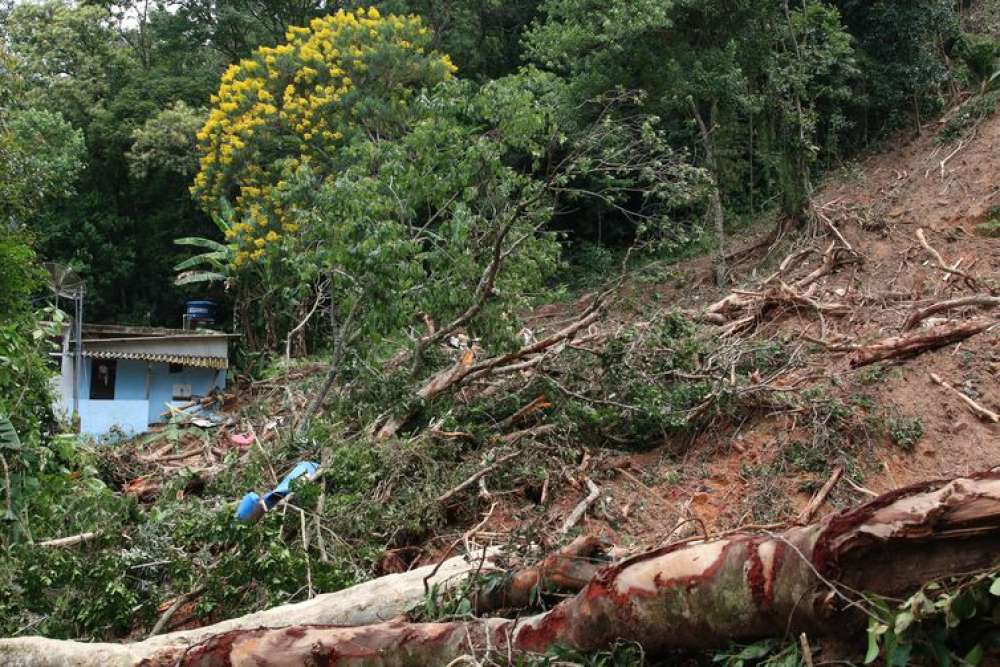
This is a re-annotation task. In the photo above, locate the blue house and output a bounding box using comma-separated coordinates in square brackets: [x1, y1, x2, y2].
[54, 324, 237, 437]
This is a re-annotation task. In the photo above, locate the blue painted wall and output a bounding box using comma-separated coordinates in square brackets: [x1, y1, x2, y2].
[146, 363, 225, 424]
[76, 359, 225, 437]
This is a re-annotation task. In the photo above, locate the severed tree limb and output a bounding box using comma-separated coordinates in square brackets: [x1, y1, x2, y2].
[437, 451, 520, 505]
[795, 241, 861, 289]
[296, 298, 360, 436]
[378, 292, 609, 440]
[814, 211, 854, 253]
[850, 319, 996, 368]
[29, 472, 991, 666]
[421, 302, 603, 400]
[495, 395, 551, 431]
[796, 466, 843, 525]
[916, 228, 978, 289]
[929, 373, 1000, 423]
[9, 474, 1000, 665]
[902, 295, 1000, 331]
[560, 479, 601, 535]
[37, 532, 99, 548]
[147, 587, 205, 638]
[0, 552, 501, 666]
[800, 633, 815, 667]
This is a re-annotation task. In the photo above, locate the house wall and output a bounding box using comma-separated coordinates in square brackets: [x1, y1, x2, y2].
[146, 363, 225, 424]
[73, 359, 226, 437]
[76, 359, 149, 437]
[78, 400, 149, 438]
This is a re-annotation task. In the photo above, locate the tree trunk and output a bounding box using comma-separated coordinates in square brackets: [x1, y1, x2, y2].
[691, 99, 726, 286]
[0, 551, 500, 667]
[6, 474, 1000, 666]
[850, 319, 995, 368]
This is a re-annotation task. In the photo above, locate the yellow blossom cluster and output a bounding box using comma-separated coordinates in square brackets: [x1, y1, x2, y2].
[191, 7, 457, 266]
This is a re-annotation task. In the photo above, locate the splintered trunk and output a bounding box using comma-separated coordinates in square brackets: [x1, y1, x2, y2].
[7, 474, 998, 666]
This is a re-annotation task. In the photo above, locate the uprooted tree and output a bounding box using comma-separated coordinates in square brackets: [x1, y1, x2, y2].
[4, 472, 1000, 666]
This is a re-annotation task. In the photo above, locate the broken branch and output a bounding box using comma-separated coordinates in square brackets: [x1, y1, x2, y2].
[473, 535, 610, 613]
[902, 295, 1000, 331]
[850, 319, 996, 368]
[560, 478, 600, 535]
[916, 228, 978, 288]
[929, 372, 1000, 423]
[437, 451, 520, 505]
[796, 466, 843, 525]
[37, 532, 99, 548]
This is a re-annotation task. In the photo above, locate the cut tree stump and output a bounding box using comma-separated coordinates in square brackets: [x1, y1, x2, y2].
[6, 474, 1000, 665]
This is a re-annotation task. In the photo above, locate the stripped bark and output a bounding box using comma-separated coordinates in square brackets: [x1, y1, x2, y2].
[0, 551, 500, 667]
[37, 532, 99, 548]
[850, 319, 996, 368]
[8, 474, 1000, 666]
[902, 295, 1000, 331]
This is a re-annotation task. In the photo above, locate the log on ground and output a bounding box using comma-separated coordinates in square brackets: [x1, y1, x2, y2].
[7, 474, 1000, 665]
[850, 319, 996, 368]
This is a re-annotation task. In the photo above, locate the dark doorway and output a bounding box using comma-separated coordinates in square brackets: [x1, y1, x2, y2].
[89, 359, 117, 400]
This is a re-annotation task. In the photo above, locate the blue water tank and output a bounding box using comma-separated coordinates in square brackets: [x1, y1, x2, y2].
[186, 300, 217, 324]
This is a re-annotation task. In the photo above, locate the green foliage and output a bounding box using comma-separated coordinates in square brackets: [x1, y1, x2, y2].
[556, 311, 713, 447]
[888, 414, 924, 450]
[0, 417, 22, 451]
[839, 0, 959, 133]
[173, 200, 237, 286]
[526, 641, 646, 666]
[955, 33, 1000, 85]
[713, 639, 800, 667]
[976, 206, 1000, 238]
[864, 570, 1000, 666]
[0, 230, 56, 443]
[940, 89, 1000, 143]
[3, 0, 222, 323]
[126, 101, 206, 181]
[0, 108, 85, 223]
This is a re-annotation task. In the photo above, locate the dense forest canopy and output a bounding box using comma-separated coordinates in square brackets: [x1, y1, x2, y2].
[0, 0, 983, 329]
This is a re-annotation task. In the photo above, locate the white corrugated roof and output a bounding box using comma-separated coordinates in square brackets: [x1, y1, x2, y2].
[82, 350, 228, 369]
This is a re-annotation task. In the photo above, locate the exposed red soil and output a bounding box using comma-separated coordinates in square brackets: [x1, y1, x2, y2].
[482, 109, 1000, 559]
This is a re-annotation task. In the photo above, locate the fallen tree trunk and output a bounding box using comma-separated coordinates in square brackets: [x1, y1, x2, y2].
[850, 319, 996, 368]
[7, 474, 1000, 666]
[0, 550, 500, 667]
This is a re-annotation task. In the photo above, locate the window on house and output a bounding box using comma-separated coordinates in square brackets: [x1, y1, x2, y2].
[89, 359, 117, 400]
[169, 363, 184, 374]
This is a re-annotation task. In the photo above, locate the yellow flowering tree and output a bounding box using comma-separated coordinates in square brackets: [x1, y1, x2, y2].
[191, 7, 456, 267]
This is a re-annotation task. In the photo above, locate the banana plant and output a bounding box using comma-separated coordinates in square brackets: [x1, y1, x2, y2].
[174, 198, 236, 286]
[0, 415, 21, 450]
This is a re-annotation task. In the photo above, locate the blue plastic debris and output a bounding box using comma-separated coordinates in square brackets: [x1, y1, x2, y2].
[235, 461, 320, 522]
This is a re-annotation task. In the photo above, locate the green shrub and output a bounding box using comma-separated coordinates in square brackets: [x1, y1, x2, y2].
[940, 89, 1000, 143]
[889, 415, 924, 450]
